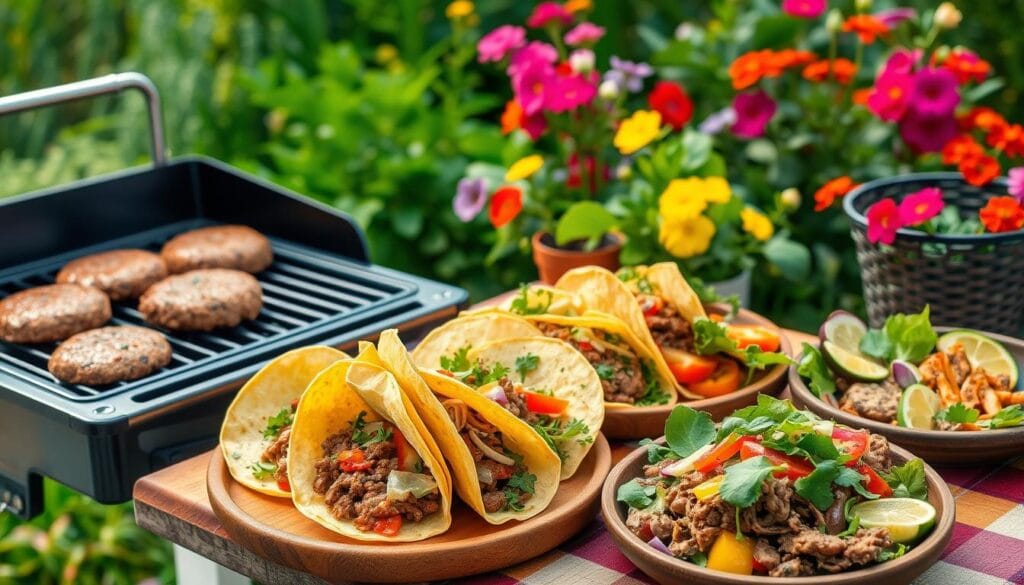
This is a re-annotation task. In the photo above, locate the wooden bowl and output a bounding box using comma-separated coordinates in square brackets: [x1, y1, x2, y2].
[601, 438, 954, 585]
[789, 327, 1024, 465]
[602, 305, 791, 439]
[209, 434, 611, 583]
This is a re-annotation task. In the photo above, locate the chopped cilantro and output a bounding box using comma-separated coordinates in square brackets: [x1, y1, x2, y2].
[503, 488, 526, 512]
[250, 461, 277, 480]
[635, 361, 671, 406]
[509, 283, 552, 315]
[935, 403, 980, 424]
[515, 353, 540, 382]
[439, 346, 472, 372]
[617, 479, 657, 509]
[263, 408, 294, 439]
[594, 363, 615, 380]
[531, 417, 592, 461]
[880, 459, 928, 500]
[720, 456, 783, 508]
[985, 404, 1024, 429]
[350, 411, 393, 446]
[507, 471, 537, 494]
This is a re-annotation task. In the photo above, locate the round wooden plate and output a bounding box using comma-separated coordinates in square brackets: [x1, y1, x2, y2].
[209, 434, 611, 583]
[601, 438, 954, 585]
[602, 305, 791, 439]
[789, 326, 1024, 465]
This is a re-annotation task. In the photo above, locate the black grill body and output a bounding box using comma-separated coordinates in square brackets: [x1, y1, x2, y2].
[0, 157, 466, 517]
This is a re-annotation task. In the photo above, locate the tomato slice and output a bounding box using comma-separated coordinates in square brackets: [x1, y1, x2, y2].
[831, 427, 869, 465]
[740, 441, 813, 480]
[276, 477, 291, 492]
[522, 390, 569, 415]
[337, 448, 373, 472]
[725, 325, 781, 352]
[662, 347, 718, 385]
[393, 427, 423, 472]
[638, 294, 664, 317]
[693, 434, 755, 473]
[577, 340, 594, 352]
[857, 464, 894, 497]
[372, 515, 403, 537]
[689, 358, 743, 397]
[709, 313, 725, 323]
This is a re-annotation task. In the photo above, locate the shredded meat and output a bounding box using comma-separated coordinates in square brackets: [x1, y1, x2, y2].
[861, 433, 893, 472]
[535, 322, 646, 404]
[770, 558, 814, 577]
[261, 426, 291, 483]
[838, 380, 901, 423]
[754, 539, 781, 571]
[844, 528, 891, 564]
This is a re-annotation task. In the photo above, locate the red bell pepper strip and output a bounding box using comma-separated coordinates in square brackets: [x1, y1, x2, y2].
[522, 390, 569, 415]
[740, 441, 813, 480]
[693, 434, 757, 474]
[857, 464, 894, 497]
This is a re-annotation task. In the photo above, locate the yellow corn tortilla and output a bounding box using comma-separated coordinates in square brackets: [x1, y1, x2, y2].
[288, 359, 453, 541]
[493, 284, 585, 316]
[467, 337, 604, 479]
[220, 346, 348, 497]
[411, 312, 542, 370]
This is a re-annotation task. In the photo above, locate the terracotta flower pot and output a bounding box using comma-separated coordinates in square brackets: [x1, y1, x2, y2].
[531, 231, 623, 284]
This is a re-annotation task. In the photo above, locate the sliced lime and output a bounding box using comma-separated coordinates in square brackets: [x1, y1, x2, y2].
[851, 497, 937, 544]
[897, 384, 940, 430]
[820, 311, 869, 353]
[937, 329, 1018, 388]
[822, 340, 889, 382]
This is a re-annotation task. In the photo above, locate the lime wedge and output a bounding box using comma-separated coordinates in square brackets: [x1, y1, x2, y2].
[820, 311, 869, 353]
[897, 384, 940, 430]
[937, 329, 1018, 388]
[851, 497, 937, 544]
[822, 340, 889, 382]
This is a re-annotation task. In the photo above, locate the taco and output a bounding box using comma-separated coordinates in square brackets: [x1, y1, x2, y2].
[411, 312, 542, 370]
[220, 346, 347, 497]
[496, 283, 585, 317]
[288, 358, 453, 541]
[373, 330, 561, 524]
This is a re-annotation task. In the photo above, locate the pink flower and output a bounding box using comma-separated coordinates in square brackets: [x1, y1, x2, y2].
[899, 109, 959, 153]
[477, 25, 526, 63]
[513, 62, 557, 115]
[898, 187, 945, 226]
[782, 0, 827, 18]
[545, 74, 597, 112]
[876, 8, 917, 30]
[507, 42, 558, 78]
[907, 67, 960, 118]
[527, 2, 573, 29]
[880, 48, 921, 77]
[867, 198, 903, 244]
[867, 72, 913, 121]
[565, 22, 605, 46]
[1009, 167, 1024, 203]
[731, 90, 777, 139]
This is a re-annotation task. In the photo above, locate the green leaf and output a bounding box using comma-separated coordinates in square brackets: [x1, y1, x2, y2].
[752, 15, 803, 49]
[794, 460, 842, 510]
[515, 353, 540, 382]
[965, 78, 1005, 102]
[985, 404, 1024, 429]
[391, 205, 425, 238]
[935, 403, 980, 424]
[859, 329, 894, 361]
[681, 130, 713, 172]
[721, 456, 783, 508]
[693, 318, 739, 356]
[763, 236, 811, 281]
[795, 433, 840, 462]
[507, 471, 537, 494]
[696, 152, 728, 178]
[745, 139, 777, 164]
[263, 408, 294, 439]
[555, 201, 617, 247]
[880, 459, 928, 500]
[883, 307, 937, 363]
[617, 479, 657, 509]
[664, 405, 717, 458]
[797, 343, 836, 398]
[835, 466, 880, 501]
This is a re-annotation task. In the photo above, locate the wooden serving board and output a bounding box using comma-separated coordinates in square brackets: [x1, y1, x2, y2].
[208, 434, 612, 584]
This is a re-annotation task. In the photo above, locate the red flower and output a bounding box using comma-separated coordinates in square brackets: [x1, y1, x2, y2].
[986, 123, 1024, 158]
[866, 198, 902, 244]
[489, 186, 523, 228]
[648, 81, 694, 130]
[941, 135, 983, 165]
[842, 15, 889, 44]
[959, 153, 1000, 186]
[979, 196, 1024, 233]
[958, 106, 1008, 133]
[941, 48, 991, 85]
[814, 176, 858, 211]
[802, 58, 857, 84]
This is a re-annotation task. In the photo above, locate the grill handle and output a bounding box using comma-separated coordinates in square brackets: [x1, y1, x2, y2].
[0, 72, 167, 166]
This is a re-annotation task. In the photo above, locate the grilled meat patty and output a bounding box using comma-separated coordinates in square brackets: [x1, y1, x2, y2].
[0, 284, 111, 344]
[48, 326, 172, 385]
[57, 249, 168, 301]
[161, 225, 273, 274]
[139, 269, 262, 331]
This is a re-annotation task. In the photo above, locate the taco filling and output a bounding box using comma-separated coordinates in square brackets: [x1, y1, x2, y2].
[250, 400, 298, 490]
[312, 411, 441, 535]
[638, 294, 695, 352]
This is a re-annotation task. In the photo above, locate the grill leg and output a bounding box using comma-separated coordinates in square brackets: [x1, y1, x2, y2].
[173, 544, 250, 585]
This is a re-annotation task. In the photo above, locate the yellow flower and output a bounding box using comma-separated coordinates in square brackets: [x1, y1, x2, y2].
[659, 178, 708, 220]
[660, 214, 716, 259]
[564, 0, 592, 13]
[701, 176, 732, 203]
[506, 155, 544, 181]
[374, 43, 398, 65]
[614, 110, 662, 155]
[741, 207, 775, 242]
[445, 0, 474, 19]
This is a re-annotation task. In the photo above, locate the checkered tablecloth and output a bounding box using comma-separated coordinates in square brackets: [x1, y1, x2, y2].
[449, 444, 1024, 585]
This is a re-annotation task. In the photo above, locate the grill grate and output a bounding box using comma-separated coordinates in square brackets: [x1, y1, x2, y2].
[0, 222, 416, 404]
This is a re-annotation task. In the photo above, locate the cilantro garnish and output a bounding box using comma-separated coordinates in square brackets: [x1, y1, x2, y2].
[507, 471, 536, 494]
[263, 408, 294, 439]
[350, 411, 393, 446]
[531, 417, 592, 461]
[664, 405, 716, 458]
[794, 460, 877, 511]
[692, 318, 792, 379]
[594, 363, 615, 381]
[720, 456, 783, 508]
[935, 403, 980, 424]
[250, 461, 277, 480]
[617, 479, 657, 509]
[985, 405, 1024, 429]
[503, 488, 525, 511]
[515, 353, 540, 382]
[509, 284, 552, 315]
[880, 459, 928, 500]
[440, 346, 472, 372]
[635, 361, 672, 406]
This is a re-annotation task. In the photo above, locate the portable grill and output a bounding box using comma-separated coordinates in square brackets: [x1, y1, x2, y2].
[0, 73, 467, 518]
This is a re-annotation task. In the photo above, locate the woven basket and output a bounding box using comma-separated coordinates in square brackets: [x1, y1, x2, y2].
[844, 172, 1024, 334]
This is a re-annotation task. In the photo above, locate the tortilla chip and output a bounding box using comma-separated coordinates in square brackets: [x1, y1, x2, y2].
[220, 346, 347, 497]
[411, 312, 541, 370]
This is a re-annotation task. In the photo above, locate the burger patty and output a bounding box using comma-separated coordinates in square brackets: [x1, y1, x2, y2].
[0, 284, 111, 344]
[139, 269, 263, 331]
[48, 326, 172, 385]
[161, 225, 273, 274]
[56, 249, 168, 301]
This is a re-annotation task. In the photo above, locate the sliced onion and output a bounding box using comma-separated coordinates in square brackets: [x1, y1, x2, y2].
[386, 470, 438, 501]
[476, 465, 495, 485]
[468, 430, 516, 466]
[480, 383, 509, 407]
[660, 443, 714, 477]
[647, 536, 671, 555]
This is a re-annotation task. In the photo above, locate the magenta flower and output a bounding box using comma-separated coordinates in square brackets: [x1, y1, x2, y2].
[876, 7, 917, 29]
[731, 91, 777, 139]
[867, 72, 913, 121]
[898, 187, 945, 226]
[453, 177, 489, 222]
[880, 48, 921, 77]
[899, 110, 959, 153]
[513, 62, 556, 115]
[1009, 167, 1024, 203]
[782, 0, 826, 19]
[477, 25, 526, 63]
[521, 110, 548, 140]
[507, 42, 558, 78]
[907, 67, 960, 118]
[527, 2, 573, 29]
[545, 74, 597, 112]
[867, 198, 903, 244]
[565, 22, 605, 46]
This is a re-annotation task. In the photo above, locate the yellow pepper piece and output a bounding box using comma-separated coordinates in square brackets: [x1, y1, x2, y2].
[706, 531, 755, 575]
[693, 475, 724, 501]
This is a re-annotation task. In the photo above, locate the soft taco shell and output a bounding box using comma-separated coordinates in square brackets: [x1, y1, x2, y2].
[411, 312, 542, 370]
[642, 262, 708, 322]
[467, 337, 604, 479]
[220, 346, 348, 497]
[288, 359, 453, 541]
[493, 284, 585, 316]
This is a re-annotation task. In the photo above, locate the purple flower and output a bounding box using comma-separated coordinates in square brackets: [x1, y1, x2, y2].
[907, 67, 960, 118]
[604, 56, 653, 93]
[1009, 167, 1024, 203]
[698, 107, 737, 135]
[453, 177, 489, 221]
[731, 91, 777, 139]
[477, 25, 526, 63]
[899, 110, 958, 153]
[876, 8, 917, 30]
[565, 22, 605, 46]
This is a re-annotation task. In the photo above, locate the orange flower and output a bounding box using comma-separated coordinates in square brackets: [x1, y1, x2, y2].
[958, 106, 1007, 133]
[770, 49, 817, 71]
[802, 58, 857, 84]
[841, 15, 889, 44]
[852, 88, 873, 106]
[814, 176, 858, 212]
[941, 135, 984, 165]
[729, 50, 771, 90]
[958, 153, 1000, 186]
[979, 196, 1024, 233]
[986, 123, 1024, 158]
[942, 49, 991, 85]
[500, 100, 523, 135]
[489, 186, 523, 227]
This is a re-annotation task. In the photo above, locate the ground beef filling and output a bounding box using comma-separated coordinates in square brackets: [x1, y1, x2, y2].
[836, 379, 901, 423]
[312, 429, 440, 530]
[498, 377, 539, 424]
[643, 300, 694, 352]
[260, 426, 291, 484]
[535, 322, 646, 404]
